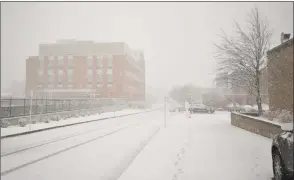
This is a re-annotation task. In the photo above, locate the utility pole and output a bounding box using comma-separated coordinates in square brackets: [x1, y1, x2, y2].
[164, 96, 167, 128]
[29, 90, 33, 131]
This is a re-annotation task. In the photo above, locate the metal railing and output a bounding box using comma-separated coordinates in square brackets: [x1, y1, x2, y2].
[0, 98, 121, 118]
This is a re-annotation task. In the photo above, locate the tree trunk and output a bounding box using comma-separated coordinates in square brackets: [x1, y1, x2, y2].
[256, 74, 263, 116]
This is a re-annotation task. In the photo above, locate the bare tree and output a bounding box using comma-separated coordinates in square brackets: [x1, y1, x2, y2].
[214, 7, 272, 116]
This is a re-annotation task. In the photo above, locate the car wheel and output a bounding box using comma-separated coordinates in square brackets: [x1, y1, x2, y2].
[272, 152, 288, 180]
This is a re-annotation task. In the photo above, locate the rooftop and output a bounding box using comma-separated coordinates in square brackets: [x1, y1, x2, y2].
[267, 38, 293, 55]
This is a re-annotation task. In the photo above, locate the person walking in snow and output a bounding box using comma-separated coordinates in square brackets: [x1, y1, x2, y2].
[185, 101, 191, 118]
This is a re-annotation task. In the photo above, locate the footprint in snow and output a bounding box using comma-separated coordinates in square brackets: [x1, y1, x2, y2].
[172, 174, 178, 180]
[177, 168, 184, 173]
[174, 161, 178, 166]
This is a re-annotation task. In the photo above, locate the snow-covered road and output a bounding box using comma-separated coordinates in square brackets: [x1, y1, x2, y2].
[1, 111, 274, 180]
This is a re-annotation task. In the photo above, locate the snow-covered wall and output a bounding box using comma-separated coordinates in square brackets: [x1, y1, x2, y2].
[231, 112, 282, 139]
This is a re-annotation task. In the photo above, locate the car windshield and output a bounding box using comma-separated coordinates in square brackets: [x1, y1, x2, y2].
[1, 2, 293, 180]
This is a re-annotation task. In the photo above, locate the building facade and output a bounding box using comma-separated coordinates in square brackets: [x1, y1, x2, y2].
[267, 38, 293, 112]
[25, 40, 145, 101]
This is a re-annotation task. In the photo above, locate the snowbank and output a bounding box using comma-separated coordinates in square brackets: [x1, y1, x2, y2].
[0, 109, 149, 137]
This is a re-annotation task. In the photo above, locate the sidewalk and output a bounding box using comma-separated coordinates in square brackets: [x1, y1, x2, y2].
[117, 112, 273, 180]
[118, 113, 190, 180]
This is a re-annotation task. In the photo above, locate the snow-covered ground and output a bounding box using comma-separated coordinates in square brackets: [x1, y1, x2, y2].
[1, 108, 153, 137]
[1, 111, 274, 180]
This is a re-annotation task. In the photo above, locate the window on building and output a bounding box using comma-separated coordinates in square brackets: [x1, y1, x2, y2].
[40, 56, 44, 69]
[107, 83, 113, 88]
[68, 69, 73, 75]
[88, 75, 92, 83]
[48, 75, 54, 82]
[48, 69, 54, 76]
[58, 83, 63, 88]
[97, 56, 103, 68]
[57, 56, 64, 67]
[108, 74, 113, 83]
[48, 57, 55, 68]
[107, 55, 113, 68]
[87, 82, 92, 88]
[87, 56, 93, 68]
[67, 69, 73, 82]
[97, 69, 103, 74]
[97, 74, 102, 83]
[107, 68, 113, 74]
[67, 56, 73, 68]
[87, 69, 93, 75]
[58, 69, 63, 76]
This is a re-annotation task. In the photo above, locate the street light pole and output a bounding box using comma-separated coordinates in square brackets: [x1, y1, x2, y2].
[164, 96, 167, 128]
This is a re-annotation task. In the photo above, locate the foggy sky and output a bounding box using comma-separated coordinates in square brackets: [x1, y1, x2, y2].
[1, 2, 293, 93]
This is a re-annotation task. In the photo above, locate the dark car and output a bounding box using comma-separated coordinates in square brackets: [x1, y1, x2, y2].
[189, 104, 215, 114]
[271, 123, 293, 180]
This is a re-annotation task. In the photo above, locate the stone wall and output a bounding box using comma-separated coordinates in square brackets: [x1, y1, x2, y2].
[231, 112, 282, 139]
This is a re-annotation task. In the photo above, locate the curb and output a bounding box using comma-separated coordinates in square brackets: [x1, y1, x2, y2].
[1, 108, 161, 139]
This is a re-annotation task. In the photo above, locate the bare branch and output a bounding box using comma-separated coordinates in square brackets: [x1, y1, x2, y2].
[214, 7, 272, 116]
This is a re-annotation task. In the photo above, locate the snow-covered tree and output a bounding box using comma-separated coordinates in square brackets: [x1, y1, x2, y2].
[214, 7, 272, 116]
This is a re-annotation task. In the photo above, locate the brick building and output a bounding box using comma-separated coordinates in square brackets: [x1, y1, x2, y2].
[267, 38, 293, 112]
[25, 40, 145, 101]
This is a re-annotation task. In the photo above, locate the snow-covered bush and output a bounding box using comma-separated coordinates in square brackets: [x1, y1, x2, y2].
[18, 118, 28, 127]
[263, 109, 293, 123]
[86, 111, 91, 116]
[1, 121, 10, 128]
[275, 109, 293, 123]
[42, 116, 50, 123]
[62, 114, 69, 119]
[80, 111, 86, 117]
[72, 112, 80, 118]
[31, 118, 37, 124]
[51, 115, 60, 121]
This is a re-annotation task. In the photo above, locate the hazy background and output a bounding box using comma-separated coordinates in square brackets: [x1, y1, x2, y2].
[1, 2, 293, 95]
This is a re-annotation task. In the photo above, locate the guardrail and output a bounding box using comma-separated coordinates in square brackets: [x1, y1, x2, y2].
[0, 98, 123, 118]
[231, 112, 282, 139]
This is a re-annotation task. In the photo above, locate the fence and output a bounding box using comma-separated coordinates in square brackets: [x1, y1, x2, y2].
[0, 98, 124, 118]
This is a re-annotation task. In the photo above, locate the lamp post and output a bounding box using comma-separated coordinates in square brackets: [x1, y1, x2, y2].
[164, 96, 167, 128]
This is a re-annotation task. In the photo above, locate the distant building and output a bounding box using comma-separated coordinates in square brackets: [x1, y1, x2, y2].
[267, 36, 293, 112]
[215, 67, 268, 106]
[25, 40, 145, 101]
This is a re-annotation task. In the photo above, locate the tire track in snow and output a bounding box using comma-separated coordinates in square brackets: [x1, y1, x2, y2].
[1, 123, 141, 176]
[1, 122, 136, 157]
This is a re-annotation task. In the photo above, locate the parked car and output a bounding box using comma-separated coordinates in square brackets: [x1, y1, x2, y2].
[271, 123, 293, 180]
[189, 104, 215, 114]
[169, 103, 184, 112]
[216, 107, 225, 111]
